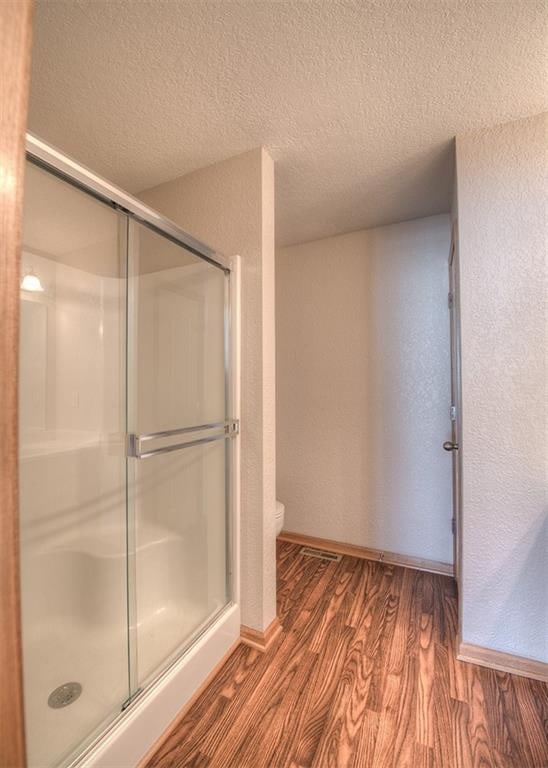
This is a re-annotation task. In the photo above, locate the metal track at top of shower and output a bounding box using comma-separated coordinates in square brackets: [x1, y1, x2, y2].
[25, 132, 231, 274]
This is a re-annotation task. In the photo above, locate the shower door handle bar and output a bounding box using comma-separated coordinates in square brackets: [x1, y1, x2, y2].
[133, 432, 226, 460]
[128, 420, 239, 460]
[138, 421, 227, 443]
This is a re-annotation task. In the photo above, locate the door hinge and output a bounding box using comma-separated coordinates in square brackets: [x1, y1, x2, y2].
[451, 517, 456, 535]
[448, 291, 454, 309]
[450, 405, 457, 422]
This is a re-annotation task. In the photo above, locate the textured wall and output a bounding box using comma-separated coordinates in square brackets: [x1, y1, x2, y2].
[456, 113, 547, 662]
[277, 215, 453, 564]
[140, 149, 277, 631]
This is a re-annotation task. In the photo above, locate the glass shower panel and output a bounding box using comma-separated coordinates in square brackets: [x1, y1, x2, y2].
[127, 222, 229, 688]
[19, 161, 129, 767]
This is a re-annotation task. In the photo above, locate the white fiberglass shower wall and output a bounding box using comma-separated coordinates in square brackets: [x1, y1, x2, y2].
[18, 142, 239, 768]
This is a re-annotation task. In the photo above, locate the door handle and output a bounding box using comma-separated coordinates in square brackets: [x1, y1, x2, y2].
[443, 441, 459, 452]
[128, 420, 239, 459]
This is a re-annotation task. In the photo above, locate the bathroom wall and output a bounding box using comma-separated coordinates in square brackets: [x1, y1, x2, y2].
[276, 215, 453, 565]
[140, 148, 277, 632]
[455, 113, 547, 663]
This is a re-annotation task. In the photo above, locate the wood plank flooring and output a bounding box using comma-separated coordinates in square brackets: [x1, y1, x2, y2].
[146, 542, 548, 768]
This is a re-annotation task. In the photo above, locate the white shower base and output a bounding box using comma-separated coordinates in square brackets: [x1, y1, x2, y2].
[25, 603, 212, 767]
[23, 519, 215, 768]
[83, 603, 239, 768]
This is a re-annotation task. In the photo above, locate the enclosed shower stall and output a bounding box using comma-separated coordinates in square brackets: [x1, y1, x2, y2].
[18, 137, 239, 768]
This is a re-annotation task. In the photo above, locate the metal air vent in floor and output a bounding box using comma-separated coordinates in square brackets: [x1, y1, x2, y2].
[299, 546, 342, 562]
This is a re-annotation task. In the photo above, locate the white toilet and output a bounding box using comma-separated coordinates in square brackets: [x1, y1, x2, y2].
[275, 500, 285, 536]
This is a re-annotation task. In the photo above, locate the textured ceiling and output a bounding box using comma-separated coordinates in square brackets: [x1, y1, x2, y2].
[28, 1, 547, 247]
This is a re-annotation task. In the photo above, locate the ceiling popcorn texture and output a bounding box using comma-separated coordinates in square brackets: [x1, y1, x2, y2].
[28, 0, 547, 246]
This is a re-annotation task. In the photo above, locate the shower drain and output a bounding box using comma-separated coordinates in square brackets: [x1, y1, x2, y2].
[48, 682, 82, 709]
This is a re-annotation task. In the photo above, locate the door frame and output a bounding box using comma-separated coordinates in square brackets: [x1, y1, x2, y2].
[0, 2, 33, 765]
[448, 221, 463, 600]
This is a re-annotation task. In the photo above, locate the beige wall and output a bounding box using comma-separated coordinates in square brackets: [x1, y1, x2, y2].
[455, 113, 547, 662]
[277, 215, 453, 564]
[140, 148, 277, 631]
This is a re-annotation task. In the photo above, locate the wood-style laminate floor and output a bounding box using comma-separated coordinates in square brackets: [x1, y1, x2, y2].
[146, 541, 548, 768]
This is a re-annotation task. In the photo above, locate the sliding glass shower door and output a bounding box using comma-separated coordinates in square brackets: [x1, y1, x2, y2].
[127, 221, 230, 691]
[19, 153, 232, 767]
[19, 160, 130, 768]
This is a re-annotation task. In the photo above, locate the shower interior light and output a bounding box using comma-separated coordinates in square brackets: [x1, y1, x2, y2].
[21, 270, 44, 292]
